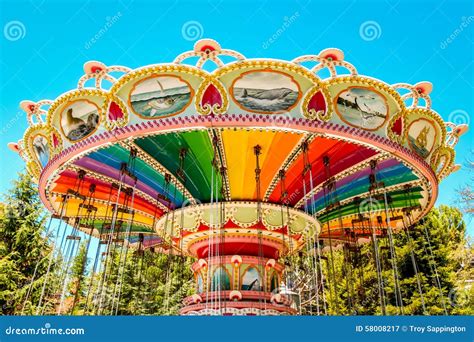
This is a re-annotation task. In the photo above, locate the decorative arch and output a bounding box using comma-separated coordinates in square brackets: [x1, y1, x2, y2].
[195, 272, 204, 293]
[241, 266, 263, 291]
[270, 271, 279, 292]
[211, 266, 231, 291]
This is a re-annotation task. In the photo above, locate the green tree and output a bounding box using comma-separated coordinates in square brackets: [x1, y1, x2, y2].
[298, 205, 472, 315]
[0, 172, 58, 315]
[69, 241, 90, 314]
[82, 247, 193, 316]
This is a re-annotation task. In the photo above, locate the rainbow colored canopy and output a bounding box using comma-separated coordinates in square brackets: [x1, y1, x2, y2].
[9, 39, 466, 249]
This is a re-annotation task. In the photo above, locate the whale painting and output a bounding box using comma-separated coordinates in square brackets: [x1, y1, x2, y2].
[60, 101, 100, 141]
[232, 71, 300, 113]
[129, 75, 192, 118]
[335, 87, 388, 131]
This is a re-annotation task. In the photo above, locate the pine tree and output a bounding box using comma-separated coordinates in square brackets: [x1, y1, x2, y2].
[0, 172, 57, 315]
[69, 242, 90, 314]
[299, 205, 473, 315]
[1, 171, 471, 316]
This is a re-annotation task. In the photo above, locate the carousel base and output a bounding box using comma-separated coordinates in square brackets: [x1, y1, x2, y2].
[182, 306, 296, 316]
[180, 290, 298, 315]
[163, 202, 316, 316]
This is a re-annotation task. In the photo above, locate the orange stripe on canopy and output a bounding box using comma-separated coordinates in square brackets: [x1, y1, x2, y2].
[221, 129, 303, 200]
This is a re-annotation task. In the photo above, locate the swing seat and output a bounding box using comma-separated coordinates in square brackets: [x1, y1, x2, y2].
[79, 203, 98, 212]
[66, 188, 86, 201]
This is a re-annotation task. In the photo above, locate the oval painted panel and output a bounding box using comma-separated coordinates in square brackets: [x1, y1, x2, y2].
[60, 100, 100, 142]
[335, 87, 389, 131]
[407, 118, 437, 158]
[32, 135, 50, 167]
[129, 75, 192, 118]
[436, 154, 447, 174]
[231, 70, 300, 113]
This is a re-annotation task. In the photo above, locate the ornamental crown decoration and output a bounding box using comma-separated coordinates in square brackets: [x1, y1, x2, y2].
[8, 38, 468, 182]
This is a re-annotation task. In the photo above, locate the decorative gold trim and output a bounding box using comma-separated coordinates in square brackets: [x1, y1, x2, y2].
[324, 75, 405, 110]
[49, 126, 64, 156]
[386, 110, 406, 144]
[404, 108, 447, 144]
[108, 64, 209, 94]
[301, 85, 333, 121]
[195, 77, 229, 115]
[57, 99, 101, 143]
[102, 94, 129, 130]
[430, 145, 454, 179]
[45, 89, 107, 128]
[27, 161, 40, 180]
[23, 124, 52, 172]
[213, 59, 321, 84]
[406, 117, 439, 159]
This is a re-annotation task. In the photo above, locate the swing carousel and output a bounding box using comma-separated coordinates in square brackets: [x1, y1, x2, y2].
[8, 39, 467, 316]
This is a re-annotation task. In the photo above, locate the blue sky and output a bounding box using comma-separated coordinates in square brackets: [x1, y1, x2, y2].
[0, 0, 472, 234]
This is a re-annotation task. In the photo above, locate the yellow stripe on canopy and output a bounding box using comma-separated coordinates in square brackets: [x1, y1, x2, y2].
[221, 129, 303, 200]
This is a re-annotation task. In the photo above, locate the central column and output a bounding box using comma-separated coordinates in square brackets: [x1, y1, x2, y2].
[180, 223, 298, 315]
[152, 201, 319, 316]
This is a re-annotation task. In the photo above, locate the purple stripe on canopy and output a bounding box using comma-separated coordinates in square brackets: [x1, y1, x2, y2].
[75, 156, 173, 208]
[306, 158, 400, 206]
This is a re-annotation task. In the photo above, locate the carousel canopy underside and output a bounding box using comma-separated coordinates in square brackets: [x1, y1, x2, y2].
[10, 38, 466, 252]
[47, 127, 425, 249]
